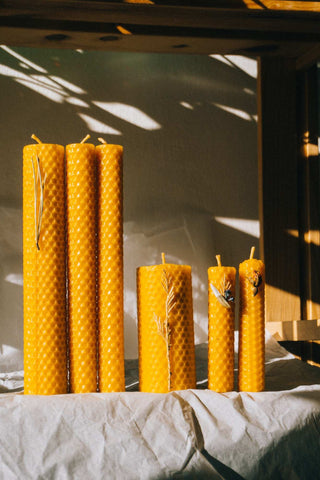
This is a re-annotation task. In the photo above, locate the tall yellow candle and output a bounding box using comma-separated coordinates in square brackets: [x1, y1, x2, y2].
[96, 139, 125, 392]
[66, 135, 98, 393]
[238, 246, 265, 392]
[208, 255, 235, 392]
[137, 253, 196, 393]
[23, 134, 67, 395]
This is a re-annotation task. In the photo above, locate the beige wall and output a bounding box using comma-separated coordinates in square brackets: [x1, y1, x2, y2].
[0, 47, 258, 364]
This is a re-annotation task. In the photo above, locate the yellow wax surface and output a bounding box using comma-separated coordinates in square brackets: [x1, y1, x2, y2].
[208, 265, 235, 392]
[137, 263, 196, 393]
[238, 257, 265, 392]
[66, 143, 97, 393]
[23, 143, 67, 395]
[96, 144, 125, 392]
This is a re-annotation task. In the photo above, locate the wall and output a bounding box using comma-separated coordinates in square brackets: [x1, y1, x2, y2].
[0, 47, 258, 367]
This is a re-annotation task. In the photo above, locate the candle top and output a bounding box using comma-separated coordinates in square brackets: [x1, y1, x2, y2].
[66, 142, 95, 149]
[207, 254, 235, 272]
[96, 137, 123, 150]
[137, 257, 191, 270]
[208, 265, 236, 272]
[66, 134, 95, 149]
[95, 143, 124, 151]
[240, 246, 264, 267]
[24, 134, 64, 149]
[24, 143, 64, 149]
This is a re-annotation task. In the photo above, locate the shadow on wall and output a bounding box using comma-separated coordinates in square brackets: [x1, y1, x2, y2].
[0, 46, 259, 362]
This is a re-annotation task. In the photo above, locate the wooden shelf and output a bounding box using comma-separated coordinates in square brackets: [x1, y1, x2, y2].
[1, 1, 320, 64]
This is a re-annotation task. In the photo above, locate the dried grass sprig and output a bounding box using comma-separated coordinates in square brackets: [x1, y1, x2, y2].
[31, 155, 46, 250]
[210, 274, 233, 309]
[154, 269, 176, 391]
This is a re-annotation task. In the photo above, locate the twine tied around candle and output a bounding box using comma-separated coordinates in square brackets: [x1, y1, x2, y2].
[154, 265, 176, 392]
[31, 155, 46, 251]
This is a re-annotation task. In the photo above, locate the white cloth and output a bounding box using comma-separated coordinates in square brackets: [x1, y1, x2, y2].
[0, 334, 320, 479]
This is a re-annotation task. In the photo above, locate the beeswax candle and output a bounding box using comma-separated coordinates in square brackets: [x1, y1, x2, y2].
[66, 135, 98, 393]
[238, 247, 265, 392]
[96, 139, 125, 392]
[208, 255, 235, 392]
[23, 134, 67, 395]
[137, 253, 196, 393]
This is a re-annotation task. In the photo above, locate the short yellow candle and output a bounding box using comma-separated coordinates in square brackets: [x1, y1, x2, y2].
[238, 246, 265, 392]
[66, 135, 98, 393]
[23, 134, 67, 395]
[137, 253, 196, 393]
[208, 255, 235, 392]
[96, 139, 125, 392]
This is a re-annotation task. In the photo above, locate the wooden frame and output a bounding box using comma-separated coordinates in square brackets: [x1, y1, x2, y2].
[1, 1, 320, 343]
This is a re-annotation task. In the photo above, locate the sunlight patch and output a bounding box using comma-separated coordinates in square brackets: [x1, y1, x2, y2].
[78, 113, 122, 135]
[93, 102, 161, 130]
[15, 79, 64, 103]
[0, 45, 47, 73]
[66, 97, 89, 107]
[215, 217, 260, 238]
[50, 76, 86, 94]
[31, 75, 68, 94]
[225, 55, 257, 79]
[180, 101, 194, 110]
[212, 102, 255, 122]
[5, 274, 23, 286]
[209, 54, 257, 79]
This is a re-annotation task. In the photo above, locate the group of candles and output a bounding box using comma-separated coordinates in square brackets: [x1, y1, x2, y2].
[23, 135, 265, 396]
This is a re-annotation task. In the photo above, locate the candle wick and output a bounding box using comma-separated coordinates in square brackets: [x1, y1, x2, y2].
[250, 246, 255, 259]
[161, 252, 166, 264]
[31, 134, 42, 144]
[80, 134, 91, 144]
[216, 254, 222, 267]
[98, 137, 107, 144]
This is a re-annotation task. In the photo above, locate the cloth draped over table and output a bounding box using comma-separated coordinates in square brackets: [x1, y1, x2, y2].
[1, 333, 320, 479]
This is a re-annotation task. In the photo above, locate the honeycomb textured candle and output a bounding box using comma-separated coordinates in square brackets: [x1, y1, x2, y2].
[208, 266, 235, 392]
[238, 258, 265, 392]
[96, 144, 125, 392]
[137, 264, 196, 393]
[23, 143, 67, 395]
[66, 143, 97, 393]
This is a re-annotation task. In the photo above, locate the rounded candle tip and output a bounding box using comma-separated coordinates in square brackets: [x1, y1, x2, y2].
[161, 252, 166, 264]
[250, 246, 255, 259]
[216, 254, 222, 267]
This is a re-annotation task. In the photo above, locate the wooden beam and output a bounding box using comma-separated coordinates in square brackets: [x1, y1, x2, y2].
[258, 57, 301, 323]
[2, 0, 320, 31]
[0, 1, 320, 56]
[243, 0, 320, 11]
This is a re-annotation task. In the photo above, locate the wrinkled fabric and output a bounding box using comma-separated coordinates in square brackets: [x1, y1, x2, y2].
[0, 334, 320, 479]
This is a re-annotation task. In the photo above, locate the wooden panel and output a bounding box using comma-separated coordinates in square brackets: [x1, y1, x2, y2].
[258, 57, 301, 323]
[1, 1, 320, 56]
[297, 66, 320, 320]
